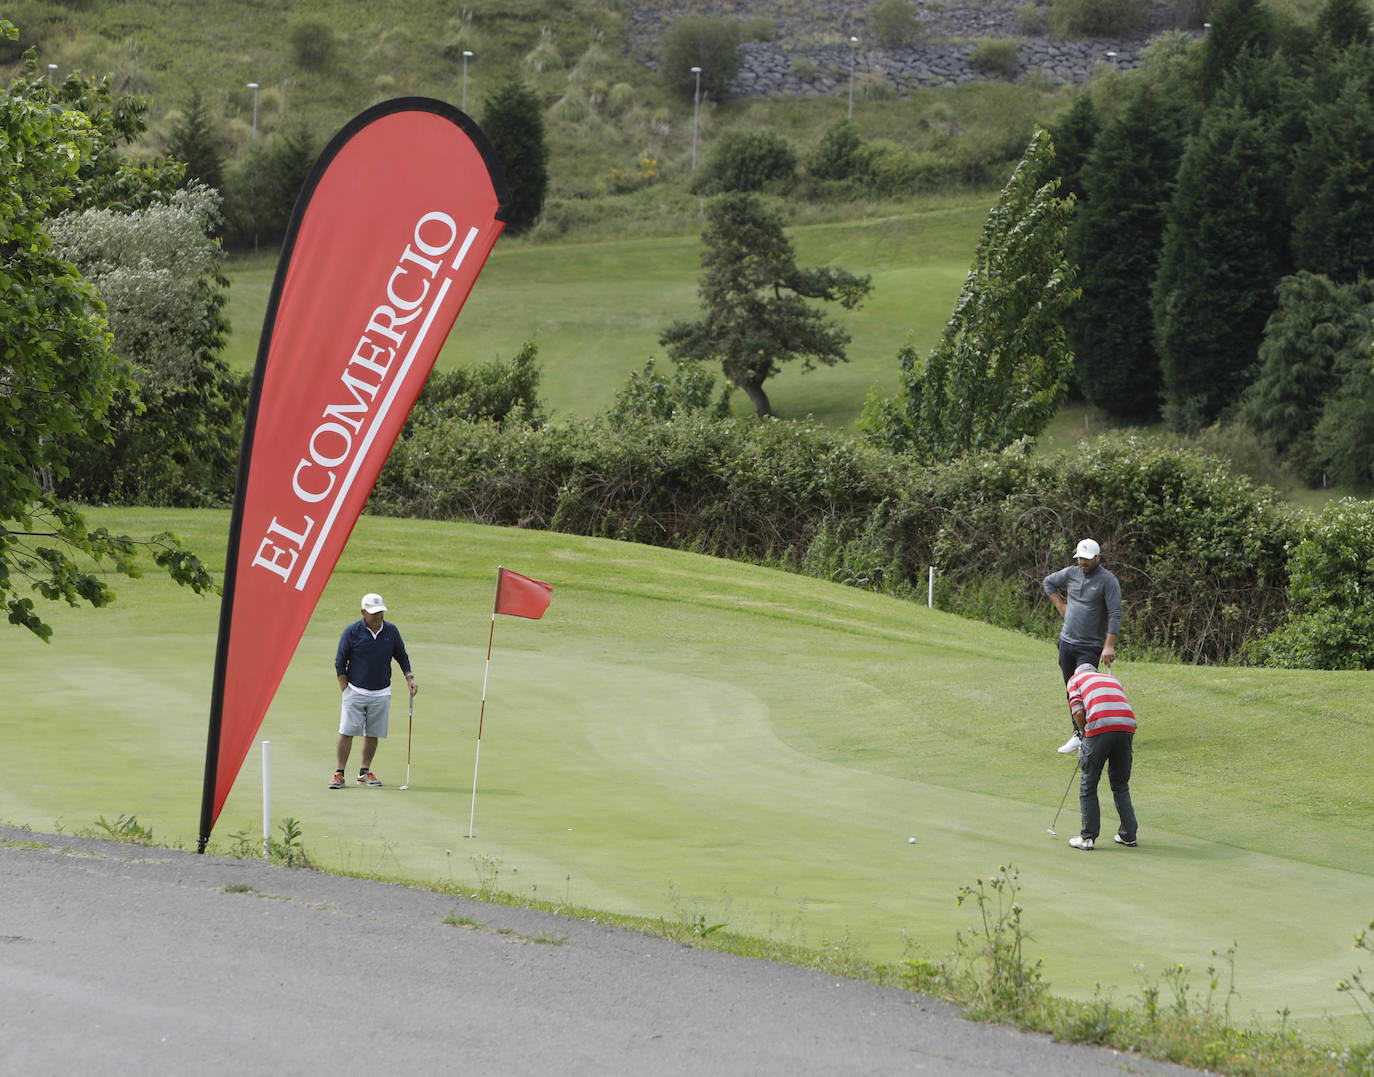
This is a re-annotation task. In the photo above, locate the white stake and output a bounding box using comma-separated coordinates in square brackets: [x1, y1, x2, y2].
[928, 566, 935, 608]
[261, 740, 271, 859]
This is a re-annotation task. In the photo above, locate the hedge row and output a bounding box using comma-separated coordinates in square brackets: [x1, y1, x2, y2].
[373, 415, 1304, 664]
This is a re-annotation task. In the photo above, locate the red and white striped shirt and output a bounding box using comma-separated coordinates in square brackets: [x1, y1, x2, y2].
[1066, 668, 1137, 737]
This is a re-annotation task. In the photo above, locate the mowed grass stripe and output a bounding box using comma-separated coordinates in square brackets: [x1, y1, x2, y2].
[4, 509, 1370, 1038]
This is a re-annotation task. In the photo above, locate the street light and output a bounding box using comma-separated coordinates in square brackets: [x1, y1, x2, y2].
[462, 51, 473, 111]
[1105, 50, 1118, 67]
[690, 66, 702, 170]
[848, 37, 859, 119]
[246, 82, 260, 252]
[47, 63, 58, 85]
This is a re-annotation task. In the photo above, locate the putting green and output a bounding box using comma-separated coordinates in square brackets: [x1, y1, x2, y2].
[6, 509, 1370, 1041]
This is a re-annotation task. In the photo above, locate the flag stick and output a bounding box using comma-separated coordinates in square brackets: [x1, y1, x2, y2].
[467, 606, 497, 838]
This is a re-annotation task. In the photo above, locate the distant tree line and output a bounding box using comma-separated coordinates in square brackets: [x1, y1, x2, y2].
[168, 78, 549, 247]
[1049, 0, 1374, 486]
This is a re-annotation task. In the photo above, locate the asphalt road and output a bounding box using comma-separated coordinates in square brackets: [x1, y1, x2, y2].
[1, 826, 1199, 1076]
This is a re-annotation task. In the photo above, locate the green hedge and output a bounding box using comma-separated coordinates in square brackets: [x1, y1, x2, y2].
[373, 413, 1301, 663]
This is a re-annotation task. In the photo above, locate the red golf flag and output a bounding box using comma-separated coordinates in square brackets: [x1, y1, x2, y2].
[494, 567, 553, 619]
[198, 99, 509, 850]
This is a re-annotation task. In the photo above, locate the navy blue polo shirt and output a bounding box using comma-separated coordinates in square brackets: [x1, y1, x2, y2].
[335, 620, 411, 691]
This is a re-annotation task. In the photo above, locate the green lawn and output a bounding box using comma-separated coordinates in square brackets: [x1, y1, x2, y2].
[6, 508, 1372, 1042]
[222, 199, 991, 426]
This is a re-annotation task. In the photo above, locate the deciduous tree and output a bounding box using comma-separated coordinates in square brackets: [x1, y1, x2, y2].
[0, 30, 215, 639]
[864, 129, 1077, 462]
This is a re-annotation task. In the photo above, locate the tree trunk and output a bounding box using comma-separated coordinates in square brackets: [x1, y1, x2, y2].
[740, 377, 772, 418]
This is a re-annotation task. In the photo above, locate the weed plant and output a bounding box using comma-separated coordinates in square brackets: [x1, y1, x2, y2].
[90, 813, 154, 845]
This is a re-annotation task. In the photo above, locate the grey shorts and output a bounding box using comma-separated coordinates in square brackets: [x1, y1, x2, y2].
[339, 688, 390, 738]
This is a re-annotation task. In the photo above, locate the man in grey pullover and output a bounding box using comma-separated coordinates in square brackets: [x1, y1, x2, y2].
[1043, 538, 1122, 755]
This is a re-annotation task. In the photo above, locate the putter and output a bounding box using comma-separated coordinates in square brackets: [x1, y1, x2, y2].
[399, 690, 413, 790]
[1047, 752, 1080, 836]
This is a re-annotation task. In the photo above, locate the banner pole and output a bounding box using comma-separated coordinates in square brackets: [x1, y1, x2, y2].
[261, 740, 271, 859]
[467, 604, 497, 839]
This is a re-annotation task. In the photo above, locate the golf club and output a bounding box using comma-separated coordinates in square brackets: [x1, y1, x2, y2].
[1047, 752, 1080, 836]
[399, 689, 413, 790]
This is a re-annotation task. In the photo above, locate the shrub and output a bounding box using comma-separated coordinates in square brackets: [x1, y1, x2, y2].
[871, 0, 928, 49]
[1249, 499, 1374, 668]
[660, 15, 742, 103]
[606, 358, 732, 424]
[740, 16, 776, 42]
[289, 17, 337, 71]
[404, 339, 545, 432]
[1017, 4, 1051, 34]
[805, 120, 865, 181]
[968, 39, 1021, 79]
[373, 414, 1298, 663]
[1050, 0, 1150, 36]
[689, 128, 797, 194]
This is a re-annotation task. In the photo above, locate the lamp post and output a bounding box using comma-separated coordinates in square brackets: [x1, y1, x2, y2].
[848, 37, 859, 119]
[1105, 50, 1118, 68]
[462, 51, 473, 111]
[690, 66, 702, 170]
[47, 63, 58, 85]
[247, 82, 260, 251]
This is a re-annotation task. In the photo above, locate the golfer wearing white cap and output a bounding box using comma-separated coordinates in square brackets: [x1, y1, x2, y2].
[330, 592, 417, 789]
[1042, 539, 1121, 755]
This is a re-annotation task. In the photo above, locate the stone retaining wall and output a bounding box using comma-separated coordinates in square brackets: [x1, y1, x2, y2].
[630, 1, 1201, 97]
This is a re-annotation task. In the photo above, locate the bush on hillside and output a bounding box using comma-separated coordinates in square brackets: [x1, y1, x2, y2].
[403, 339, 545, 433]
[897, 437, 1297, 662]
[660, 15, 742, 104]
[689, 129, 797, 194]
[606, 358, 733, 424]
[871, 0, 929, 48]
[968, 39, 1021, 79]
[805, 120, 865, 181]
[1050, 0, 1150, 36]
[1247, 498, 1374, 668]
[372, 395, 1299, 662]
[290, 17, 336, 71]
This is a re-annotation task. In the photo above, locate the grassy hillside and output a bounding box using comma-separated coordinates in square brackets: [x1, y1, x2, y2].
[11, 1, 1077, 425]
[224, 195, 992, 423]
[5, 507, 1372, 1042]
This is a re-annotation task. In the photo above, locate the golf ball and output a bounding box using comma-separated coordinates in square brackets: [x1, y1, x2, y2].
[908, 837, 916, 844]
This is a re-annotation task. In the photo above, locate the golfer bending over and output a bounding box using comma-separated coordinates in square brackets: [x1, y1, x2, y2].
[1064, 662, 1138, 852]
[331, 592, 417, 789]
[1043, 538, 1122, 755]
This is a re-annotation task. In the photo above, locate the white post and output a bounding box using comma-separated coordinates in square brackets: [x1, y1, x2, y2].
[928, 566, 935, 608]
[261, 740, 271, 859]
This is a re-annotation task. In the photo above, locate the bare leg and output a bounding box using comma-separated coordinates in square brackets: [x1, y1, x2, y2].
[336, 734, 353, 772]
[360, 736, 379, 769]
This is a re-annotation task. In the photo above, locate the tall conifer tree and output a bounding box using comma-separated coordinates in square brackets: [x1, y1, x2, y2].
[1068, 84, 1195, 421]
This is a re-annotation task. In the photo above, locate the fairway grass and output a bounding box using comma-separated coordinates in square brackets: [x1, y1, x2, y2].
[6, 508, 1372, 1043]
[222, 201, 991, 426]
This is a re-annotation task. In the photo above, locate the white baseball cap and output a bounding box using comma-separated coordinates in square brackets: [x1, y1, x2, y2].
[1075, 539, 1101, 559]
[361, 593, 387, 613]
